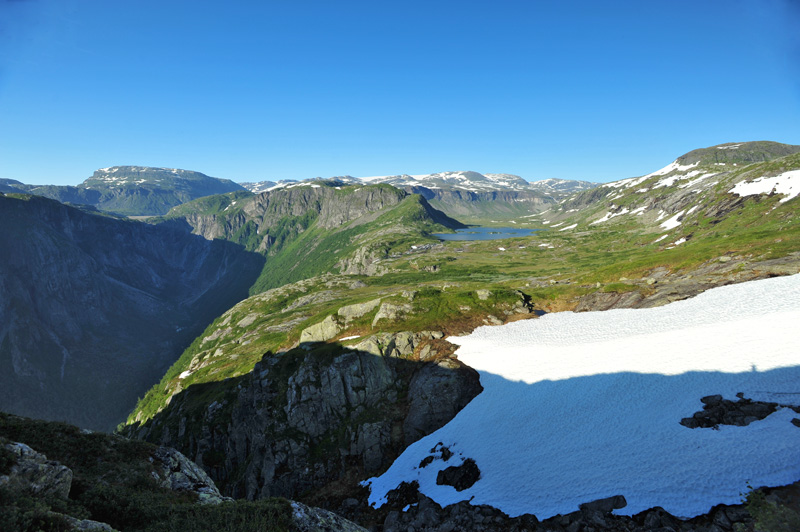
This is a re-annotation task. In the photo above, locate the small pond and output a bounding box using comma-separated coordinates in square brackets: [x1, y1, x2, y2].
[432, 227, 540, 241]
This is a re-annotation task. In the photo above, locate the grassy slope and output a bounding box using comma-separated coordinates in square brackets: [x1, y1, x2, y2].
[125, 148, 800, 428]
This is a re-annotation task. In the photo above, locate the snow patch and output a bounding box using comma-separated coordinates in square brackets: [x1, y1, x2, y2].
[729, 170, 800, 204]
[591, 207, 630, 225]
[365, 274, 800, 519]
[559, 223, 578, 231]
[660, 211, 684, 230]
[641, 160, 700, 180]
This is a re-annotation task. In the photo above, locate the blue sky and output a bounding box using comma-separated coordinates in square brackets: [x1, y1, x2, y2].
[1, 0, 798, 185]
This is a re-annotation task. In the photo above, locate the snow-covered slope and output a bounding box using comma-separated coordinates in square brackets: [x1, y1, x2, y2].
[365, 273, 800, 519]
[539, 141, 800, 234]
[527, 177, 597, 196]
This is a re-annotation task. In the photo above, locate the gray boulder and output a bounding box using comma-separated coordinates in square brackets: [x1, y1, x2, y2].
[372, 302, 413, 326]
[299, 315, 342, 343]
[337, 298, 382, 323]
[0, 442, 72, 499]
[63, 515, 119, 531]
[290, 500, 368, 531]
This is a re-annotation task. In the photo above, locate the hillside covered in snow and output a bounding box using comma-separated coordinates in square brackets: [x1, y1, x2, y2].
[365, 273, 800, 519]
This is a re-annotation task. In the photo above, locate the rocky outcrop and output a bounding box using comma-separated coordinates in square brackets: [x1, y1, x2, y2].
[372, 302, 413, 327]
[127, 338, 482, 502]
[404, 358, 482, 445]
[0, 442, 72, 499]
[300, 315, 343, 343]
[337, 298, 383, 323]
[63, 516, 118, 531]
[337, 245, 389, 276]
[151, 446, 232, 504]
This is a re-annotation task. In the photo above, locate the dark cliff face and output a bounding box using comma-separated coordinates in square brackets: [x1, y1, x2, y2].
[0, 194, 264, 430]
[126, 343, 482, 501]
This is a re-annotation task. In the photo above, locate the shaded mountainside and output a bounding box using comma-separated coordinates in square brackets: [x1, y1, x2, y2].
[0, 193, 264, 430]
[156, 182, 465, 292]
[9, 166, 246, 217]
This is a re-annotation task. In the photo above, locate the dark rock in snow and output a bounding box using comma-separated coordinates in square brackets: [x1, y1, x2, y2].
[680, 394, 782, 429]
[436, 458, 480, 491]
[579, 494, 627, 514]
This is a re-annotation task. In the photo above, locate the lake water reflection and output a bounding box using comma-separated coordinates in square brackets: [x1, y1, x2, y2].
[432, 227, 540, 241]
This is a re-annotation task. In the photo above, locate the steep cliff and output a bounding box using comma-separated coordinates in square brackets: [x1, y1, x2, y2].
[124, 341, 482, 502]
[158, 183, 464, 292]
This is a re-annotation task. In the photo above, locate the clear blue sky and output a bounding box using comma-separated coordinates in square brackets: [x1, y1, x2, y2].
[1, 0, 798, 185]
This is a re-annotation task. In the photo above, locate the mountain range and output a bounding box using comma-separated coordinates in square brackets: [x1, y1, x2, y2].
[2, 140, 800, 530]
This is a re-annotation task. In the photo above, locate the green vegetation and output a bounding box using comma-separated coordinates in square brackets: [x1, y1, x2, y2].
[735, 487, 800, 532]
[161, 190, 254, 218]
[0, 413, 293, 532]
[126, 150, 800, 433]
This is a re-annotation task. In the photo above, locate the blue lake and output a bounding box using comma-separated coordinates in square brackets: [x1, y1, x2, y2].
[432, 227, 540, 241]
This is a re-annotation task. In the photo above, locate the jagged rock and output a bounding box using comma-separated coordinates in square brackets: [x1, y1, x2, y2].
[353, 331, 443, 359]
[337, 245, 387, 276]
[578, 494, 627, 514]
[300, 315, 342, 343]
[404, 359, 483, 445]
[436, 458, 481, 491]
[151, 446, 231, 504]
[134, 342, 483, 502]
[290, 501, 368, 532]
[337, 298, 383, 323]
[372, 302, 413, 326]
[0, 442, 72, 499]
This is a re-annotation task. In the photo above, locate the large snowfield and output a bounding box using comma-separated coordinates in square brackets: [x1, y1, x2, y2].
[365, 274, 800, 519]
